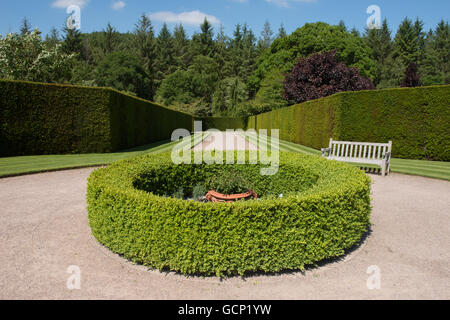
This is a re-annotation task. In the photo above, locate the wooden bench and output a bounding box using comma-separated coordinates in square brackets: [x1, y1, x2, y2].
[321, 139, 392, 176]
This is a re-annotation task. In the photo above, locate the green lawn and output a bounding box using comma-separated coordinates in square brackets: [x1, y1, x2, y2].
[0, 133, 205, 178]
[244, 133, 450, 181]
[1, 132, 449, 181]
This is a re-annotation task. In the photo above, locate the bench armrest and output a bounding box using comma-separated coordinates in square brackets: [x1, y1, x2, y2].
[383, 151, 391, 161]
[321, 147, 331, 157]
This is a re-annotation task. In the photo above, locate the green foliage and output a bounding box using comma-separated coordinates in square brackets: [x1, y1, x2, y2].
[375, 55, 404, 89]
[133, 13, 156, 85]
[258, 20, 274, 53]
[101, 23, 119, 55]
[61, 26, 83, 57]
[6, 16, 447, 117]
[173, 24, 190, 69]
[253, 68, 288, 111]
[189, 55, 220, 101]
[420, 20, 450, 86]
[277, 24, 287, 39]
[212, 77, 248, 116]
[20, 17, 32, 36]
[0, 30, 76, 83]
[94, 51, 152, 99]
[252, 22, 377, 93]
[156, 55, 219, 115]
[155, 23, 176, 84]
[0, 79, 193, 157]
[204, 166, 253, 194]
[87, 151, 371, 276]
[190, 18, 215, 57]
[394, 18, 425, 66]
[248, 85, 450, 160]
[70, 59, 96, 86]
[192, 184, 207, 200]
[172, 187, 184, 199]
[227, 24, 258, 83]
[234, 100, 272, 118]
[364, 19, 403, 88]
[155, 69, 194, 106]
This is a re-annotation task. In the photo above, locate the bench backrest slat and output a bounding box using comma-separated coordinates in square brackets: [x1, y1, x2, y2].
[324, 139, 392, 177]
[328, 139, 391, 160]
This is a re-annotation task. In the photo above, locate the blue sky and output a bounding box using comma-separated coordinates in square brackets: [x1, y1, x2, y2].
[1, 0, 449, 37]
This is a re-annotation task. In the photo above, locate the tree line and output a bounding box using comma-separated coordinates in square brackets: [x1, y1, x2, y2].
[0, 15, 448, 117]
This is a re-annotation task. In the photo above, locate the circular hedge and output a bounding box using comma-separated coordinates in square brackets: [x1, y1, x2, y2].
[87, 152, 371, 276]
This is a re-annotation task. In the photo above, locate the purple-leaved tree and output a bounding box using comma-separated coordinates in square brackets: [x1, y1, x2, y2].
[283, 50, 375, 104]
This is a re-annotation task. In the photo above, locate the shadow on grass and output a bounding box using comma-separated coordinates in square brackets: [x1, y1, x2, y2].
[118, 140, 171, 153]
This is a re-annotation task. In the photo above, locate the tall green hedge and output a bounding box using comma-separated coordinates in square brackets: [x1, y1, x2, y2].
[248, 85, 450, 161]
[248, 95, 338, 151]
[0, 80, 192, 157]
[199, 117, 248, 131]
[108, 90, 192, 151]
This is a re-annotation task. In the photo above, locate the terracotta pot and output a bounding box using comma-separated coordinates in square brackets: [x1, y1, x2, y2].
[205, 190, 258, 203]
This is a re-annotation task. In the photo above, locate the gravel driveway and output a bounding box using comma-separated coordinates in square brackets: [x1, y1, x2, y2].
[0, 167, 449, 299]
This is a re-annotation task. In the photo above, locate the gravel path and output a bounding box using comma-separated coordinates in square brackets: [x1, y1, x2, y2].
[192, 131, 258, 151]
[1, 168, 449, 300]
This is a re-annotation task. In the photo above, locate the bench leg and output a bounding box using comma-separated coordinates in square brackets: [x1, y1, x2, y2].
[381, 160, 386, 177]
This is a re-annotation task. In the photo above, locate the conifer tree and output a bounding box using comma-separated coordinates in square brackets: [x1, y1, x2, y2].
[102, 22, 118, 54]
[364, 19, 400, 86]
[395, 18, 423, 66]
[228, 24, 244, 77]
[61, 24, 83, 58]
[401, 62, 422, 87]
[173, 24, 190, 69]
[191, 18, 215, 57]
[20, 18, 32, 35]
[241, 24, 258, 82]
[214, 24, 231, 77]
[133, 13, 156, 98]
[277, 23, 287, 39]
[45, 27, 60, 48]
[338, 20, 347, 32]
[155, 23, 175, 85]
[434, 20, 450, 83]
[260, 20, 274, 49]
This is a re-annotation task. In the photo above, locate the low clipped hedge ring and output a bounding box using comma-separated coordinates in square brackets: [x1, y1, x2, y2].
[87, 151, 371, 276]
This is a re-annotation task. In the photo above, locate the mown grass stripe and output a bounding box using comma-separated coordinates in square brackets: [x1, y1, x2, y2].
[0, 133, 209, 178]
[240, 132, 449, 181]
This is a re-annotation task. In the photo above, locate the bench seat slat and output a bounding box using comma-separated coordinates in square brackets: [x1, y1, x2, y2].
[328, 157, 384, 165]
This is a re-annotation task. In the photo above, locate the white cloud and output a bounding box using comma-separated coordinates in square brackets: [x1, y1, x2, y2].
[112, 1, 126, 10]
[266, 0, 318, 8]
[149, 10, 221, 26]
[51, 0, 89, 8]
